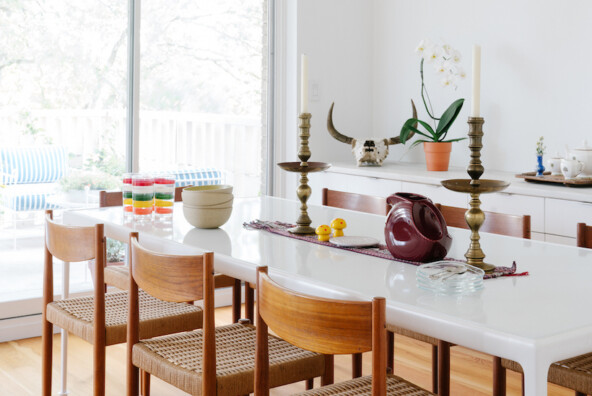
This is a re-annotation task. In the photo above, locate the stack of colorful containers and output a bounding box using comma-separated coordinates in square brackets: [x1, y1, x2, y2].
[122, 173, 133, 215]
[132, 174, 154, 220]
[154, 175, 175, 219]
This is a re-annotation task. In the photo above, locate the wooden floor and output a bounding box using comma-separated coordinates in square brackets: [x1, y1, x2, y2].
[0, 305, 574, 395]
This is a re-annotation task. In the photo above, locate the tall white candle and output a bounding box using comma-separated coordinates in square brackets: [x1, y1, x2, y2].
[301, 54, 308, 113]
[471, 45, 481, 117]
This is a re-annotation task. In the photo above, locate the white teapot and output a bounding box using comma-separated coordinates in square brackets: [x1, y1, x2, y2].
[569, 140, 592, 177]
[561, 158, 585, 179]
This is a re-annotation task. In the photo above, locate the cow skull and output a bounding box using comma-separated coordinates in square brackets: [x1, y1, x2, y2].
[327, 100, 417, 166]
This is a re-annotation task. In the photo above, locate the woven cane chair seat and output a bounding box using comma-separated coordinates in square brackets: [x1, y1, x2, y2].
[46, 290, 202, 346]
[294, 374, 435, 395]
[132, 322, 325, 396]
[502, 353, 592, 395]
[104, 265, 130, 290]
[386, 325, 438, 346]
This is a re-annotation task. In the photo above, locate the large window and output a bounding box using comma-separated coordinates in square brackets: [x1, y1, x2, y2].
[139, 1, 266, 197]
[0, 0, 268, 325]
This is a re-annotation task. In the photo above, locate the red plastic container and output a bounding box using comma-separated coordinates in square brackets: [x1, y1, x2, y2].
[384, 193, 452, 262]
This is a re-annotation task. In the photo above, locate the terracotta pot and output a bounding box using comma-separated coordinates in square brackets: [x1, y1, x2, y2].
[423, 142, 452, 171]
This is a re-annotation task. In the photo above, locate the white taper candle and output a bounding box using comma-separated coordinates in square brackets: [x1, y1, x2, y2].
[471, 45, 481, 117]
[301, 54, 308, 113]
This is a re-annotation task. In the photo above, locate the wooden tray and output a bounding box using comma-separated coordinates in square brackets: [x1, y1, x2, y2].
[515, 172, 592, 187]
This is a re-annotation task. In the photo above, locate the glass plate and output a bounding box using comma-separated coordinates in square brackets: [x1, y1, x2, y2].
[416, 261, 484, 295]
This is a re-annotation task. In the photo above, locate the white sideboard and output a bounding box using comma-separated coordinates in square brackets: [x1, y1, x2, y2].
[307, 162, 592, 246]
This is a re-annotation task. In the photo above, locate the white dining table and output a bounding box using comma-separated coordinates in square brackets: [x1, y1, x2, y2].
[63, 196, 592, 396]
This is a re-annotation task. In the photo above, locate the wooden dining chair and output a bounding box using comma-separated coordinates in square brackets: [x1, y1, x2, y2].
[432, 203, 531, 395]
[577, 222, 592, 248]
[126, 233, 326, 396]
[494, 222, 592, 396]
[99, 188, 246, 323]
[321, 188, 394, 381]
[254, 266, 434, 396]
[42, 210, 203, 396]
[322, 188, 390, 216]
[435, 203, 531, 239]
[323, 188, 444, 389]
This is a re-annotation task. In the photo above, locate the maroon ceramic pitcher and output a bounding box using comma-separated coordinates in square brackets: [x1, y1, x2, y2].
[384, 192, 452, 262]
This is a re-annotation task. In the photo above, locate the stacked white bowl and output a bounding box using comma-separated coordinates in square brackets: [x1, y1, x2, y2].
[182, 185, 233, 228]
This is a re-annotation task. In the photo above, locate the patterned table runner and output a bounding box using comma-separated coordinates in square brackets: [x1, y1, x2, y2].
[244, 220, 528, 279]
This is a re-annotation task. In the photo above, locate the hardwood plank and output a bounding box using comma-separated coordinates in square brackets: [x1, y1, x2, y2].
[0, 306, 576, 395]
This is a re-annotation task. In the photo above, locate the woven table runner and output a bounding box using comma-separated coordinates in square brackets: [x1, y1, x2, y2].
[244, 220, 528, 280]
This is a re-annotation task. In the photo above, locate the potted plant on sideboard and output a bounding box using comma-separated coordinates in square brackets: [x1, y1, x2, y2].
[399, 39, 466, 171]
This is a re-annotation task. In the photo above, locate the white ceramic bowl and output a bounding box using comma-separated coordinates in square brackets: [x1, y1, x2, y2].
[184, 185, 233, 194]
[182, 205, 233, 229]
[182, 188, 233, 207]
[184, 200, 233, 209]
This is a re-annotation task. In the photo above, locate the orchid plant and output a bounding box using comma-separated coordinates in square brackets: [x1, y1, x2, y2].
[400, 39, 467, 148]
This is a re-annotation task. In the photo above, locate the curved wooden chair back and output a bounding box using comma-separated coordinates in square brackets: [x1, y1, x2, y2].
[128, 233, 213, 303]
[43, 210, 106, 395]
[577, 223, 592, 248]
[255, 266, 386, 395]
[435, 203, 531, 239]
[127, 233, 216, 395]
[45, 210, 99, 262]
[322, 188, 389, 216]
[99, 185, 189, 207]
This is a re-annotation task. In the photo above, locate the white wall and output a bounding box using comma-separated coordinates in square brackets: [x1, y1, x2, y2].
[296, 0, 375, 165]
[293, 0, 592, 177]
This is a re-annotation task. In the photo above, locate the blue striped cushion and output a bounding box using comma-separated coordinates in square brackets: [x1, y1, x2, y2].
[0, 146, 67, 184]
[170, 168, 223, 187]
[2, 193, 60, 211]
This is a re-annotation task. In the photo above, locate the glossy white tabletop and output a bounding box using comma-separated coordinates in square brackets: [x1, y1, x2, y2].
[64, 196, 592, 395]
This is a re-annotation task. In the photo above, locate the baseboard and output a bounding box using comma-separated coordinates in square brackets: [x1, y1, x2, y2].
[0, 286, 241, 342]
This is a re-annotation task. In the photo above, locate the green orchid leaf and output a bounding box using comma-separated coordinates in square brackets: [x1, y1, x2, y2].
[409, 139, 431, 149]
[400, 121, 434, 143]
[399, 118, 416, 144]
[441, 137, 468, 143]
[414, 119, 436, 137]
[436, 98, 464, 135]
[400, 118, 433, 143]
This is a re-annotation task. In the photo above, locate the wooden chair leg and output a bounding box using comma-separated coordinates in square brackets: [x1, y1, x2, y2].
[42, 320, 53, 396]
[232, 278, 241, 323]
[386, 331, 394, 374]
[432, 344, 438, 394]
[141, 370, 150, 396]
[93, 339, 106, 396]
[321, 355, 334, 386]
[306, 378, 314, 390]
[352, 353, 363, 378]
[437, 340, 450, 396]
[245, 282, 254, 322]
[492, 356, 506, 396]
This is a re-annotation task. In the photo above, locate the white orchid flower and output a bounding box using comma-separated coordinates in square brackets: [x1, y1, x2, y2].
[442, 43, 452, 55]
[450, 50, 462, 63]
[441, 75, 454, 88]
[442, 60, 455, 73]
[456, 66, 466, 79]
[423, 46, 441, 63]
[415, 39, 433, 55]
[434, 62, 447, 74]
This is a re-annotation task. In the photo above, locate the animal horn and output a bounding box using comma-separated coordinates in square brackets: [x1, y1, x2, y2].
[387, 99, 418, 145]
[327, 102, 354, 145]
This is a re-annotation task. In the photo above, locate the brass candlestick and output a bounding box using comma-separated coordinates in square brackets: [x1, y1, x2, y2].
[441, 117, 509, 273]
[277, 113, 331, 234]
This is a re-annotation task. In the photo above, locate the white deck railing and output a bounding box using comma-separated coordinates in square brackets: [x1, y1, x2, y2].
[0, 109, 263, 196]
